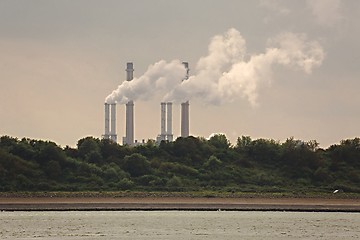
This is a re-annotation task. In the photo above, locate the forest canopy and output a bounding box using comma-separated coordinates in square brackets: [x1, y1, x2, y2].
[0, 135, 359, 193]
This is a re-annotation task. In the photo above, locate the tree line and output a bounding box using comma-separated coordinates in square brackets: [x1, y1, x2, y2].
[0, 135, 359, 193]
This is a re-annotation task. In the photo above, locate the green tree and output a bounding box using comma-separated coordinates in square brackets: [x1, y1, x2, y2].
[0, 136, 18, 151]
[36, 142, 66, 165]
[45, 160, 62, 180]
[172, 137, 207, 165]
[77, 137, 104, 164]
[281, 137, 321, 179]
[167, 175, 183, 188]
[328, 138, 360, 167]
[208, 134, 230, 150]
[123, 153, 151, 177]
[11, 138, 36, 160]
[247, 138, 281, 164]
[204, 155, 222, 171]
[236, 136, 252, 151]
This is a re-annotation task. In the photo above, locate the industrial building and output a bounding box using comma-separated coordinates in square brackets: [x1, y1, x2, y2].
[104, 61, 190, 145]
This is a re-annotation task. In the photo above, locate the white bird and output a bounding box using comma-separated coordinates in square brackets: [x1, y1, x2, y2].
[333, 189, 339, 194]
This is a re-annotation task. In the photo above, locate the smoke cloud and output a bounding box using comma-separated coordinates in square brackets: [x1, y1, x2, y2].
[106, 28, 324, 106]
[165, 29, 324, 106]
[306, 0, 343, 27]
[105, 60, 186, 104]
[258, 0, 291, 16]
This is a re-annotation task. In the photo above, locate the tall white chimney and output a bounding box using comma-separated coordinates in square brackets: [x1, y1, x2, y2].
[181, 101, 189, 138]
[110, 103, 117, 142]
[181, 62, 190, 138]
[124, 62, 134, 145]
[166, 102, 173, 141]
[161, 102, 166, 137]
[182, 61, 189, 80]
[157, 102, 167, 143]
[126, 62, 134, 81]
[125, 101, 134, 145]
[104, 103, 110, 139]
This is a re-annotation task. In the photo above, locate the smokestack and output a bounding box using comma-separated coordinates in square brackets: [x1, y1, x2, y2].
[182, 61, 189, 80]
[181, 101, 189, 138]
[110, 103, 117, 142]
[166, 102, 173, 141]
[126, 62, 134, 81]
[161, 102, 166, 137]
[181, 62, 190, 138]
[104, 103, 110, 139]
[124, 62, 134, 145]
[157, 102, 167, 143]
[125, 101, 134, 145]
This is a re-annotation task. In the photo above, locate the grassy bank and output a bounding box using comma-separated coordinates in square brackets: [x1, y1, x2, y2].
[1, 191, 359, 199]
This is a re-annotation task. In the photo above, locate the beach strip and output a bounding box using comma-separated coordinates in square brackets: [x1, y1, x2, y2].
[1, 197, 359, 212]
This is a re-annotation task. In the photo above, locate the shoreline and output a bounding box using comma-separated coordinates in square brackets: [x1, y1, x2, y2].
[1, 196, 359, 212]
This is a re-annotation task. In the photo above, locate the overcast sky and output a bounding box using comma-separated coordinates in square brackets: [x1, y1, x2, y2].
[1, 0, 359, 147]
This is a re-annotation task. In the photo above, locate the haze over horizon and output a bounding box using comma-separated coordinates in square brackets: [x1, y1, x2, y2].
[1, 0, 359, 147]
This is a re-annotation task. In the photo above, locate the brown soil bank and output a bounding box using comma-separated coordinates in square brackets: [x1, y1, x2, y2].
[1, 192, 359, 212]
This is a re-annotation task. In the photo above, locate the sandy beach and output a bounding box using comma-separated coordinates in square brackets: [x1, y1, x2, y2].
[1, 196, 359, 212]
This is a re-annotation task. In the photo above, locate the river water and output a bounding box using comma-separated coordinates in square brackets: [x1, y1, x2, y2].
[1, 211, 359, 239]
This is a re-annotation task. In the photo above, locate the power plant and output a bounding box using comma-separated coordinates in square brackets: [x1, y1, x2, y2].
[104, 62, 190, 145]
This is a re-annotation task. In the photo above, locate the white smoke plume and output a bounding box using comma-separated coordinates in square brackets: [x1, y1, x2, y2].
[105, 60, 186, 104]
[306, 0, 343, 27]
[164, 29, 324, 106]
[106, 28, 324, 106]
[258, 0, 291, 16]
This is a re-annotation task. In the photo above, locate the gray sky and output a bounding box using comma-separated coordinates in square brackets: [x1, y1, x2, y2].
[0, 0, 359, 147]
